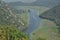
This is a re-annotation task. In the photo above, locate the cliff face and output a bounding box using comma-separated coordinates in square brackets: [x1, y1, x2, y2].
[39, 4, 60, 33]
[0, 1, 25, 30]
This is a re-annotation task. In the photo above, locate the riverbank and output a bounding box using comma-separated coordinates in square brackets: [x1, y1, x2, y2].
[19, 13, 29, 30]
[30, 19, 60, 40]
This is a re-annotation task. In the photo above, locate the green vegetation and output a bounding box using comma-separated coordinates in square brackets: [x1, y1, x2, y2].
[30, 19, 60, 40]
[0, 1, 29, 31]
[37, 37, 46, 40]
[0, 25, 28, 40]
[20, 13, 29, 27]
[0, 1, 29, 40]
[39, 5, 60, 34]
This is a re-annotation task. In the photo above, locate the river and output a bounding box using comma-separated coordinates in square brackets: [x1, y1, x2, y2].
[24, 9, 41, 36]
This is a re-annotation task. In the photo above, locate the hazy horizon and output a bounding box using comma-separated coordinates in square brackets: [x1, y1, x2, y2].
[2, 0, 37, 3]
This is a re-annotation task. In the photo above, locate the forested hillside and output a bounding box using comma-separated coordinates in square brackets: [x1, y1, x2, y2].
[0, 0, 28, 31]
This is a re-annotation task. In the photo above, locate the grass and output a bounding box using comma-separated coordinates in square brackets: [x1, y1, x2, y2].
[30, 19, 60, 40]
[20, 13, 29, 27]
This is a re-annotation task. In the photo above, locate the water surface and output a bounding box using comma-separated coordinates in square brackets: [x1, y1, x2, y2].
[24, 9, 41, 36]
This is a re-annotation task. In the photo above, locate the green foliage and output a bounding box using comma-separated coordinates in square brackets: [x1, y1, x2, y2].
[0, 25, 28, 40]
[37, 37, 46, 40]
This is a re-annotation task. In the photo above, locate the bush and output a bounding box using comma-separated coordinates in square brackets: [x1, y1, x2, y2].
[0, 25, 28, 40]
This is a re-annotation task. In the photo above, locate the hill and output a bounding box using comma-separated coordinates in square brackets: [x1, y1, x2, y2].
[8, 0, 60, 8]
[0, 1, 28, 31]
[39, 4, 60, 33]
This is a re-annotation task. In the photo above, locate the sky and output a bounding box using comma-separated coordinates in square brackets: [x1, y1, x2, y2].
[2, 0, 37, 3]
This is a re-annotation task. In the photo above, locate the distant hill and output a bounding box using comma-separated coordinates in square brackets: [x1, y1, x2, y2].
[39, 4, 60, 33]
[8, 0, 60, 8]
[0, 1, 26, 30]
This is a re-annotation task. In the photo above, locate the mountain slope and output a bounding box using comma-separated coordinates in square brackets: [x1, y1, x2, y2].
[8, 0, 60, 8]
[0, 1, 28, 31]
[39, 4, 60, 33]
